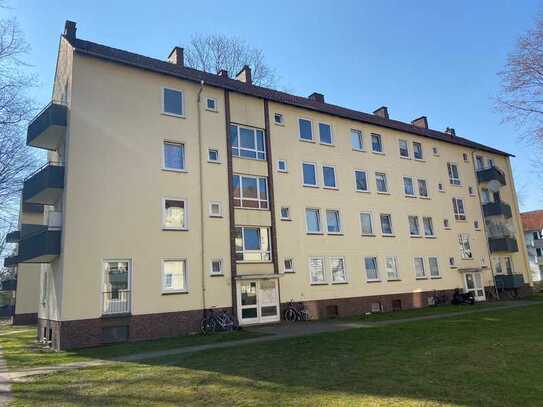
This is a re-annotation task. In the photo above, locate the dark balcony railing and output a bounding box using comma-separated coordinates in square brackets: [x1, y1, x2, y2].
[495, 274, 524, 289]
[22, 203, 44, 214]
[27, 101, 67, 150]
[3, 255, 19, 268]
[0, 279, 17, 291]
[22, 162, 64, 205]
[102, 291, 131, 315]
[5, 230, 20, 243]
[476, 166, 506, 186]
[482, 201, 512, 218]
[489, 237, 519, 253]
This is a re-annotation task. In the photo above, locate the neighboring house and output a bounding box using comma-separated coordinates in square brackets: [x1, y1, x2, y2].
[520, 210, 543, 284]
[3, 21, 532, 350]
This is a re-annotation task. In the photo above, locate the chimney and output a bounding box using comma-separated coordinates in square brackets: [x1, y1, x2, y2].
[64, 20, 77, 42]
[445, 127, 456, 137]
[308, 92, 325, 103]
[373, 106, 389, 119]
[411, 116, 428, 129]
[218, 69, 229, 78]
[167, 47, 184, 66]
[235, 65, 252, 84]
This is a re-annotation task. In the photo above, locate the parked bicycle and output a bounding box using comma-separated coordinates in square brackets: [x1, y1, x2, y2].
[200, 308, 237, 335]
[451, 289, 475, 305]
[429, 290, 449, 306]
[283, 299, 310, 322]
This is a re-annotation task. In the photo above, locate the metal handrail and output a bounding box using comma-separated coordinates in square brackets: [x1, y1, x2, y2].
[24, 161, 64, 182]
[27, 99, 67, 127]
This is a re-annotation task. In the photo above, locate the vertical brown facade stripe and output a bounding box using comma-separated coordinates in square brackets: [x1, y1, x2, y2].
[224, 89, 238, 321]
[263, 100, 280, 274]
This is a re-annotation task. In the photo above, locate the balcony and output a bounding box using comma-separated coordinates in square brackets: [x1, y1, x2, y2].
[27, 102, 67, 150]
[16, 228, 61, 263]
[3, 255, 19, 268]
[0, 279, 17, 291]
[495, 274, 524, 289]
[5, 230, 20, 243]
[22, 203, 44, 214]
[489, 237, 519, 253]
[476, 166, 506, 186]
[482, 201, 512, 218]
[22, 162, 64, 205]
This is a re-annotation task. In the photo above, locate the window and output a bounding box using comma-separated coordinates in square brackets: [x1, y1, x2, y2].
[449, 257, 456, 267]
[438, 183, 444, 192]
[162, 259, 187, 292]
[468, 186, 474, 196]
[355, 170, 368, 192]
[409, 216, 421, 236]
[326, 209, 341, 234]
[230, 124, 266, 160]
[206, 97, 217, 111]
[234, 227, 271, 262]
[493, 257, 503, 274]
[319, 122, 333, 144]
[505, 256, 513, 274]
[208, 149, 219, 163]
[277, 160, 288, 172]
[209, 201, 223, 217]
[302, 162, 318, 187]
[309, 257, 325, 284]
[403, 177, 415, 196]
[351, 129, 363, 150]
[413, 142, 423, 160]
[41, 270, 47, 305]
[274, 113, 284, 125]
[488, 158, 495, 168]
[322, 166, 337, 188]
[284, 258, 294, 273]
[418, 179, 428, 198]
[162, 88, 184, 116]
[399, 139, 409, 158]
[163, 142, 185, 171]
[365, 257, 380, 281]
[447, 162, 461, 185]
[380, 214, 393, 235]
[305, 208, 322, 234]
[443, 218, 450, 229]
[414, 257, 426, 278]
[463, 152, 469, 162]
[329, 257, 347, 283]
[459, 234, 473, 259]
[280, 207, 291, 220]
[375, 172, 388, 193]
[385, 256, 400, 280]
[433, 147, 439, 156]
[481, 188, 491, 204]
[233, 175, 268, 209]
[371, 134, 383, 153]
[475, 155, 485, 170]
[474, 220, 480, 230]
[360, 212, 374, 235]
[428, 257, 440, 278]
[162, 198, 187, 230]
[452, 198, 466, 221]
[210, 259, 223, 275]
[299, 118, 313, 141]
[423, 217, 434, 237]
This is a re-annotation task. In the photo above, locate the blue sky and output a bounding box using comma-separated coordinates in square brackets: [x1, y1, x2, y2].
[4, 0, 542, 211]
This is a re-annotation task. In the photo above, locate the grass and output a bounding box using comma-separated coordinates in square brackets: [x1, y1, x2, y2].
[0, 326, 262, 371]
[9, 302, 543, 406]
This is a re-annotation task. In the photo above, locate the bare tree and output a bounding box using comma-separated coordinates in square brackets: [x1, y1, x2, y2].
[184, 33, 277, 87]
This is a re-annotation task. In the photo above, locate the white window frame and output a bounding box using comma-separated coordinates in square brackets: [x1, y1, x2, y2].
[208, 148, 220, 163]
[322, 165, 337, 189]
[375, 172, 389, 193]
[325, 209, 342, 235]
[161, 87, 185, 118]
[371, 133, 384, 153]
[408, 215, 421, 237]
[235, 226, 272, 263]
[284, 258, 294, 273]
[230, 124, 266, 160]
[277, 159, 288, 173]
[206, 97, 218, 112]
[102, 259, 132, 315]
[380, 213, 394, 236]
[162, 197, 188, 230]
[329, 256, 347, 283]
[309, 256, 326, 285]
[364, 256, 380, 282]
[210, 258, 224, 276]
[318, 122, 334, 145]
[161, 258, 188, 293]
[414, 257, 426, 279]
[403, 176, 415, 197]
[163, 141, 186, 172]
[423, 216, 435, 237]
[302, 162, 319, 187]
[351, 129, 364, 151]
[208, 201, 223, 218]
[298, 117, 314, 142]
[233, 174, 269, 209]
[453, 197, 466, 221]
[280, 206, 291, 221]
[428, 257, 440, 278]
[493, 257, 503, 274]
[399, 139, 410, 158]
[305, 208, 322, 234]
[447, 162, 461, 186]
[459, 234, 473, 259]
[274, 112, 284, 126]
[417, 178, 429, 198]
[354, 169, 369, 192]
[413, 141, 423, 160]
[385, 256, 400, 281]
[449, 257, 457, 268]
[360, 212, 374, 236]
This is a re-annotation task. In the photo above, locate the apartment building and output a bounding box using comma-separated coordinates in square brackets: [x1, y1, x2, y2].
[521, 210, 543, 284]
[3, 21, 531, 350]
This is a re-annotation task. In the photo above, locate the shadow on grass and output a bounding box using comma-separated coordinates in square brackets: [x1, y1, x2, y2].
[10, 304, 543, 407]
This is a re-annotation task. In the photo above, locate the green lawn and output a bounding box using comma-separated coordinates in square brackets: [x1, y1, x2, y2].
[0, 327, 261, 371]
[10, 303, 543, 407]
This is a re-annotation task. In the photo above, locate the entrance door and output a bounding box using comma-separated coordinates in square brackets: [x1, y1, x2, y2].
[237, 279, 280, 325]
[464, 273, 486, 301]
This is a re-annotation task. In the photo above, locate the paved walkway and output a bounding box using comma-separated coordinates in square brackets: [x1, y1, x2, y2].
[3, 300, 540, 385]
[0, 348, 12, 406]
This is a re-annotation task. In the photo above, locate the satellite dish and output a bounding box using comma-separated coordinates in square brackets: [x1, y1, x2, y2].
[487, 180, 501, 193]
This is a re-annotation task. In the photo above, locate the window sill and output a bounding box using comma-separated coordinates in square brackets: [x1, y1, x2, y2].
[419, 196, 431, 200]
[400, 155, 411, 160]
[352, 148, 366, 153]
[366, 279, 381, 283]
[162, 290, 189, 295]
[278, 169, 288, 174]
[162, 227, 189, 231]
[280, 218, 292, 222]
[162, 168, 188, 173]
[424, 235, 437, 239]
[209, 215, 223, 219]
[236, 260, 273, 264]
[303, 184, 319, 189]
[207, 160, 221, 165]
[416, 277, 428, 280]
[381, 234, 396, 238]
[356, 189, 370, 193]
[327, 232, 344, 236]
[161, 112, 186, 119]
[387, 279, 402, 282]
[284, 270, 295, 274]
[414, 158, 425, 162]
[430, 276, 442, 279]
[410, 235, 422, 238]
[299, 138, 316, 144]
[361, 233, 376, 237]
[372, 151, 385, 155]
[205, 108, 218, 113]
[323, 186, 339, 190]
[310, 282, 328, 286]
[306, 232, 324, 235]
[273, 122, 285, 127]
[332, 281, 349, 285]
[209, 273, 224, 277]
[405, 194, 417, 198]
[319, 142, 335, 147]
[377, 191, 391, 195]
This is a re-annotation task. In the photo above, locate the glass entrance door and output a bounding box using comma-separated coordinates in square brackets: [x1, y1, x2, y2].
[237, 279, 279, 325]
[464, 272, 486, 302]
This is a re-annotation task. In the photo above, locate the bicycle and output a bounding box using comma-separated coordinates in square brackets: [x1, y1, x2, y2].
[429, 290, 449, 306]
[200, 308, 237, 335]
[283, 299, 310, 322]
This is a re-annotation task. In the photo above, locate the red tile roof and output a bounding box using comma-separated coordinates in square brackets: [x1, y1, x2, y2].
[520, 210, 543, 231]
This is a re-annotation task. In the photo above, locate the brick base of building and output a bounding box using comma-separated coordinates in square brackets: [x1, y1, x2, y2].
[12, 312, 38, 325]
[38, 307, 231, 351]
